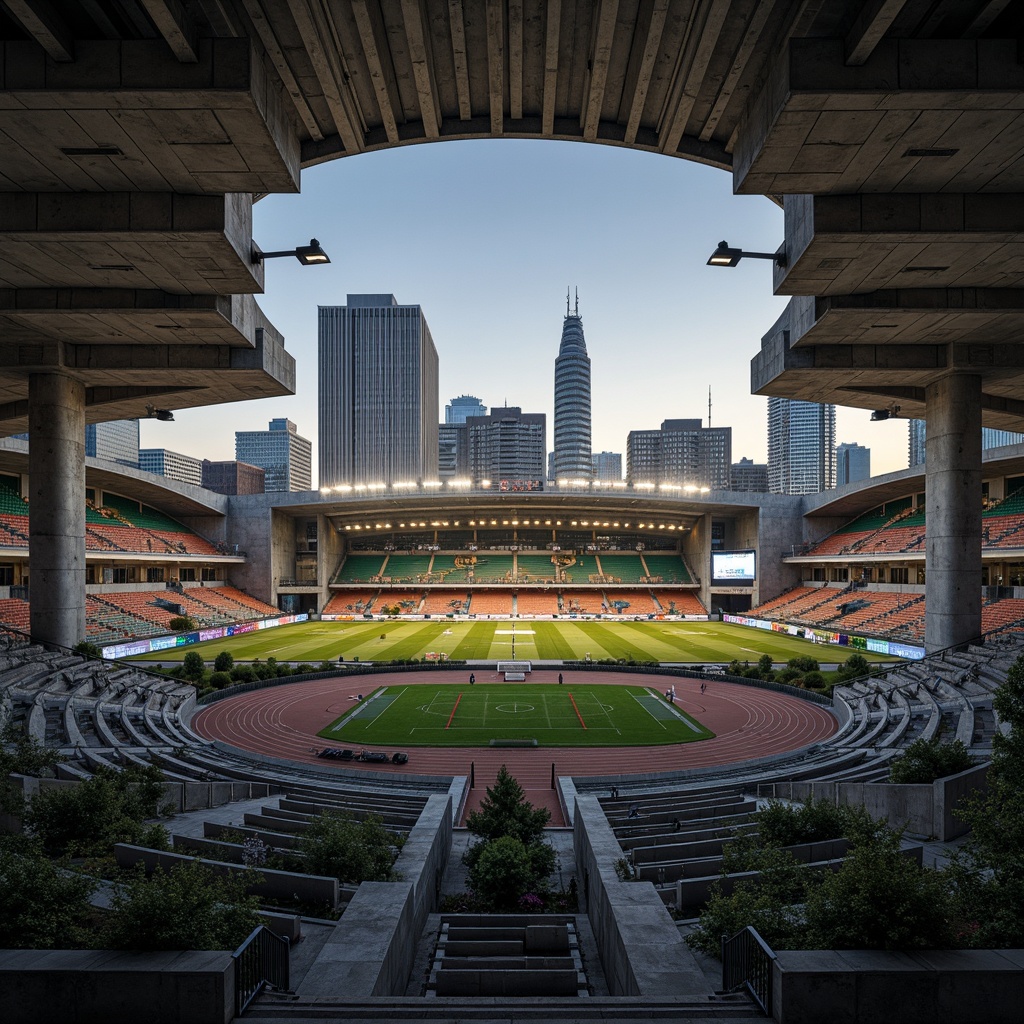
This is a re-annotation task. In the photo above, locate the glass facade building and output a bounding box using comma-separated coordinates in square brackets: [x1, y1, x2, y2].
[445, 395, 486, 424]
[909, 419, 1024, 466]
[138, 448, 202, 486]
[85, 420, 139, 467]
[235, 418, 312, 492]
[318, 294, 439, 487]
[553, 297, 592, 480]
[768, 398, 836, 495]
[836, 442, 871, 485]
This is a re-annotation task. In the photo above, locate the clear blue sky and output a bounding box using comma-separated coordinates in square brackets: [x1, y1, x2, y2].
[140, 139, 909, 482]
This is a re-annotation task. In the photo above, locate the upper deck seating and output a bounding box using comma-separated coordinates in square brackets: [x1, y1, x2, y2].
[467, 555, 514, 581]
[641, 554, 693, 583]
[334, 554, 387, 582]
[515, 554, 559, 581]
[380, 554, 433, 581]
[595, 554, 645, 583]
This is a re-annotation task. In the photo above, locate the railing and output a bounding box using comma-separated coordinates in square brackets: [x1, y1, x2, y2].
[721, 925, 776, 1016]
[233, 925, 290, 1016]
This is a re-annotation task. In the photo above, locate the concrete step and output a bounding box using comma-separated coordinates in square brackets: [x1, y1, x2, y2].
[241, 994, 764, 1022]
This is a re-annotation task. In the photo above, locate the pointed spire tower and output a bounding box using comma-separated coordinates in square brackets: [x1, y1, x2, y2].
[553, 288, 593, 481]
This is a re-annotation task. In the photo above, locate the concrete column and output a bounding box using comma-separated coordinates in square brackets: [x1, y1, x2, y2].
[28, 373, 86, 648]
[925, 374, 982, 653]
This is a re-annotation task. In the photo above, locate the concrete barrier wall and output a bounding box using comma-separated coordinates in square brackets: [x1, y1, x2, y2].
[765, 763, 989, 841]
[0, 949, 234, 1024]
[772, 948, 1024, 1024]
[573, 794, 700, 996]
[296, 793, 452, 1000]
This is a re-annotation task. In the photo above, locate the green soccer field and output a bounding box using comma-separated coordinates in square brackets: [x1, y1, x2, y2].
[317, 683, 714, 748]
[127, 618, 893, 666]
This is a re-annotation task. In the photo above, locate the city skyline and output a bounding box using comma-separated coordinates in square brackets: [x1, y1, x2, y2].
[138, 139, 912, 482]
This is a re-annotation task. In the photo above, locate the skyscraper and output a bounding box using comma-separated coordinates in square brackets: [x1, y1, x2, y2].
[626, 419, 732, 488]
[445, 395, 486, 424]
[235, 418, 312, 492]
[909, 419, 1024, 467]
[592, 451, 622, 481]
[138, 448, 203, 486]
[85, 420, 139, 468]
[466, 407, 546, 486]
[768, 398, 836, 494]
[553, 291, 592, 480]
[319, 294, 439, 487]
[836, 442, 871, 485]
[730, 457, 769, 492]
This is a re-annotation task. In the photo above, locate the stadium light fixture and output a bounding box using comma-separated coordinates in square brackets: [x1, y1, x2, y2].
[252, 237, 330, 265]
[707, 240, 786, 268]
[144, 404, 174, 422]
[871, 404, 901, 421]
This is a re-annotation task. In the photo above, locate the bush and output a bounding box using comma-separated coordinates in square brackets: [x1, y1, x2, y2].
[299, 811, 403, 884]
[229, 664, 255, 683]
[468, 836, 537, 911]
[213, 651, 234, 673]
[801, 671, 825, 689]
[24, 763, 170, 858]
[0, 840, 96, 948]
[167, 615, 197, 633]
[181, 651, 205, 681]
[888, 738, 975, 784]
[73, 641, 102, 660]
[104, 860, 261, 951]
[787, 655, 820, 673]
[208, 671, 232, 689]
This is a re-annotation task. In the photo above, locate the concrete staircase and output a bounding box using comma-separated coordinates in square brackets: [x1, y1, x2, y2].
[241, 993, 764, 1022]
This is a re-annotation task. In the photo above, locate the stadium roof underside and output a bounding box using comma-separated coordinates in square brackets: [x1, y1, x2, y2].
[270, 490, 760, 533]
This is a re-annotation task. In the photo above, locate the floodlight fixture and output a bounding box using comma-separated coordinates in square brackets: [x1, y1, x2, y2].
[707, 240, 786, 268]
[252, 237, 331, 265]
[144, 405, 174, 422]
[871, 404, 901, 422]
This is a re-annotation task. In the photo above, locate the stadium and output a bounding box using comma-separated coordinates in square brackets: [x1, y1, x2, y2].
[3, 1, 1024, 1022]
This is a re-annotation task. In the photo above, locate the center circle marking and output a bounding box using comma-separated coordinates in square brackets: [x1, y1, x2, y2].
[494, 702, 535, 714]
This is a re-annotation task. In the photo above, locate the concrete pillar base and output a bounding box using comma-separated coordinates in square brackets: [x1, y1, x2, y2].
[28, 373, 86, 648]
[925, 374, 982, 653]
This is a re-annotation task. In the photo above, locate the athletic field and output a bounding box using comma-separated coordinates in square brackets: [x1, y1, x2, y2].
[127, 618, 891, 665]
[317, 682, 713, 748]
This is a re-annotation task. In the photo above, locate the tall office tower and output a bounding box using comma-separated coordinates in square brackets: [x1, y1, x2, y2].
[235, 418, 312, 492]
[86, 420, 139, 467]
[908, 420, 1024, 467]
[730, 457, 769, 492]
[466, 407, 546, 486]
[445, 394, 486, 424]
[592, 451, 622, 481]
[318, 294, 439, 487]
[139, 448, 202, 486]
[767, 398, 836, 494]
[553, 292, 592, 480]
[625, 419, 732, 488]
[201, 460, 265, 496]
[438, 422, 469, 480]
[836, 442, 871, 485]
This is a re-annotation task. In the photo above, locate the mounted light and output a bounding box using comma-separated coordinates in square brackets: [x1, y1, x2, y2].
[252, 237, 331, 265]
[707, 240, 786, 268]
[144, 405, 174, 422]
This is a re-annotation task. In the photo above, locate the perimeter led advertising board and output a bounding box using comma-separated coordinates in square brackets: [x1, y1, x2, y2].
[711, 549, 756, 586]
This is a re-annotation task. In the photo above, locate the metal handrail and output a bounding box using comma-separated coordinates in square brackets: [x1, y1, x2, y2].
[721, 925, 777, 1016]
[232, 925, 290, 1016]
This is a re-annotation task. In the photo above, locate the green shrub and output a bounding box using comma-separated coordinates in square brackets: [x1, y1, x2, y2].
[888, 738, 975, 784]
[213, 651, 234, 673]
[208, 671, 232, 689]
[167, 615, 197, 633]
[801, 671, 825, 689]
[469, 836, 537, 911]
[788, 655, 820, 673]
[229, 664, 255, 683]
[299, 811, 403, 884]
[181, 651, 205, 681]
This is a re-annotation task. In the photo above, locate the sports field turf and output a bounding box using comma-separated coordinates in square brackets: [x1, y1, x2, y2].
[127, 618, 892, 666]
[317, 683, 714, 748]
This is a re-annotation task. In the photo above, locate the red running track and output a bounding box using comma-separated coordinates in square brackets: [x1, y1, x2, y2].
[194, 670, 837, 825]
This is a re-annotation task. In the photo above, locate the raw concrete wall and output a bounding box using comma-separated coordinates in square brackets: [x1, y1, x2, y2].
[298, 794, 452, 999]
[573, 794, 707, 996]
[777, 762, 988, 841]
[772, 948, 1024, 1024]
[0, 949, 234, 1024]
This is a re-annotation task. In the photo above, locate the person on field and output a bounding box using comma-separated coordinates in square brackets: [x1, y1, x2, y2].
[469, 672, 475, 684]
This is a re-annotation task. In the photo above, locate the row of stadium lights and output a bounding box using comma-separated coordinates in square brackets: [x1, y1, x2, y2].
[320, 480, 712, 495]
[342, 519, 683, 531]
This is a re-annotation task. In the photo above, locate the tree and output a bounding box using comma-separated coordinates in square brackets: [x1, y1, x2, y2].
[213, 651, 234, 673]
[0, 839, 96, 949]
[181, 651, 205, 681]
[469, 836, 537, 910]
[757, 653, 774, 678]
[24, 763, 169, 858]
[945, 652, 1024, 946]
[167, 615, 197, 633]
[299, 811, 402, 884]
[0, 725, 64, 815]
[103, 860, 260, 951]
[465, 765, 550, 846]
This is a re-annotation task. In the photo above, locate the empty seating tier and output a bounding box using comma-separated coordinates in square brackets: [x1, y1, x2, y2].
[641, 554, 693, 583]
[594, 554, 646, 583]
[334, 554, 387, 582]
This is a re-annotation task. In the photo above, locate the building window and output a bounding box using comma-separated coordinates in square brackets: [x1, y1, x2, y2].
[201, 567, 218, 581]
[179, 567, 196, 582]
[890, 567, 909, 584]
[0, 565, 13, 586]
[146, 567, 165, 583]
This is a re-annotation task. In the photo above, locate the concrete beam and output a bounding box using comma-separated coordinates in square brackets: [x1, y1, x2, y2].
[4, 0, 73, 62]
[0, 38, 300, 194]
[735, 38, 1024, 195]
[0, 192, 262, 293]
[777, 193, 1024, 297]
[137, 0, 198, 63]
